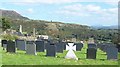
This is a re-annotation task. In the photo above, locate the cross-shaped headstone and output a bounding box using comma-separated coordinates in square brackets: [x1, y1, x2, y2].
[65, 43, 78, 60]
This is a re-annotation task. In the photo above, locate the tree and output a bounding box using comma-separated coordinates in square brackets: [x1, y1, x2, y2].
[1, 18, 11, 31]
[112, 33, 119, 45]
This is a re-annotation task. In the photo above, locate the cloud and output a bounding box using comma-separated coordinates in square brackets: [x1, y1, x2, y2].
[86, 5, 101, 12]
[56, 4, 90, 17]
[27, 8, 34, 13]
[55, 3, 117, 26]
[2, 0, 119, 5]
[56, 10, 90, 17]
[57, 3, 117, 17]
[3, 0, 80, 4]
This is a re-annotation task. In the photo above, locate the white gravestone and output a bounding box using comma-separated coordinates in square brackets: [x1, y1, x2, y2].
[65, 43, 78, 60]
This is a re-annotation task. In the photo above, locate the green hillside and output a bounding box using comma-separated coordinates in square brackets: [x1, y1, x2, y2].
[0, 9, 118, 42]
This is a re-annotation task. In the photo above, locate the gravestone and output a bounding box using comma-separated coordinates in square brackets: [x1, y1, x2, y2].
[88, 43, 97, 49]
[26, 41, 35, 44]
[86, 48, 97, 59]
[102, 45, 108, 52]
[63, 42, 67, 50]
[44, 41, 49, 49]
[1, 40, 7, 47]
[3, 43, 7, 50]
[106, 46, 118, 60]
[55, 42, 64, 53]
[7, 40, 16, 53]
[100, 43, 115, 52]
[26, 41, 37, 55]
[74, 43, 83, 51]
[35, 41, 45, 52]
[46, 43, 56, 57]
[16, 39, 26, 51]
[117, 45, 120, 52]
[65, 43, 78, 60]
[99, 44, 106, 51]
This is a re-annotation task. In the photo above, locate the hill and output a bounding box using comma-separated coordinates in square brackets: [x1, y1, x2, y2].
[0, 9, 29, 20]
[0, 9, 118, 41]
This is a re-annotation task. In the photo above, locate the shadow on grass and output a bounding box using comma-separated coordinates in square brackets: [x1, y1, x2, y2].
[78, 58, 86, 60]
[80, 52, 86, 54]
[78, 57, 107, 61]
[99, 59, 106, 61]
[100, 53, 107, 55]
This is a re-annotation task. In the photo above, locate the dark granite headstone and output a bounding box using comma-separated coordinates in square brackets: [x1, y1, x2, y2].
[63, 42, 67, 50]
[100, 43, 116, 52]
[106, 46, 118, 60]
[55, 42, 64, 53]
[86, 48, 97, 59]
[88, 43, 97, 49]
[117, 45, 120, 52]
[44, 41, 49, 49]
[6, 40, 16, 53]
[1, 40, 7, 47]
[99, 44, 106, 51]
[46, 43, 56, 57]
[35, 41, 45, 52]
[74, 43, 83, 51]
[16, 39, 26, 51]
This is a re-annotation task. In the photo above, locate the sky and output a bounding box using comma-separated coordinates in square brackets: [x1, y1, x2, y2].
[0, 0, 119, 26]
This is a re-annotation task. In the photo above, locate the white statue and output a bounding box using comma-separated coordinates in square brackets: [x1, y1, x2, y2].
[65, 43, 78, 60]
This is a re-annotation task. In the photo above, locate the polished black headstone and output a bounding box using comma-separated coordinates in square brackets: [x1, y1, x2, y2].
[1, 40, 7, 47]
[88, 43, 97, 49]
[7, 40, 16, 53]
[117, 45, 120, 52]
[87, 48, 97, 59]
[44, 41, 48, 49]
[46, 43, 56, 57]
[35, 41, 45, 52]
[74, 43, 83, 51]
[55, 42, 64, 53]
[63, 42, 67, 50]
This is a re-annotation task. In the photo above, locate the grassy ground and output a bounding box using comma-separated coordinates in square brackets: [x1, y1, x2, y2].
[118, 54, 120, 67]
[0, 38, 2, 66]
[1, 43, 119, 65]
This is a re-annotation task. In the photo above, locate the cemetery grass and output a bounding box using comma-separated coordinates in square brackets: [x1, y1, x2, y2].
[2, 44, 119, 65]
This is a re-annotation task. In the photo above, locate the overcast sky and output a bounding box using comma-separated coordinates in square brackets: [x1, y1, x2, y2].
[0, 0, 119, 26]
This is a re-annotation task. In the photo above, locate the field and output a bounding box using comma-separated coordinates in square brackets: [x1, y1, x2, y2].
[1, 43, 119, 65]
